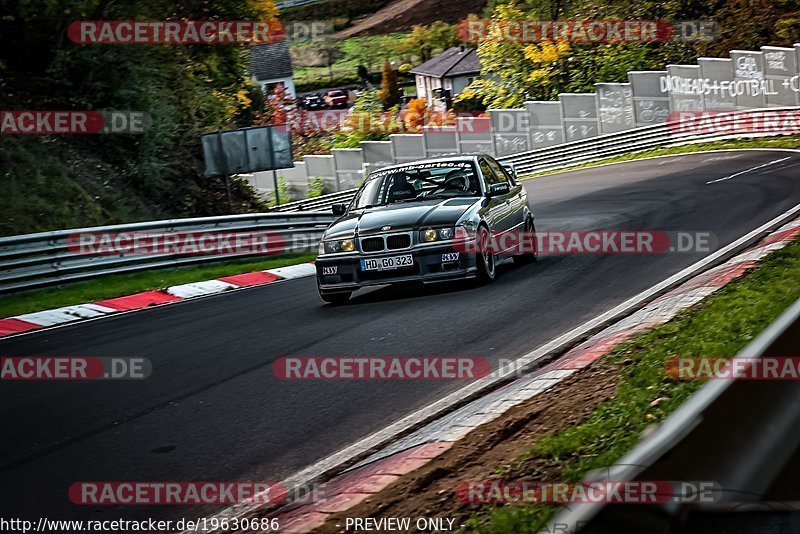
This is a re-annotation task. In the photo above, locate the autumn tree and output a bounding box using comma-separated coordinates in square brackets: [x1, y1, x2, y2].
[459, 0, 800, 111]
[1, 0, 287, 227]
[378, 61, 402, 109]
[403, 98, 428, 131]
[403, 22, 458, 62]
[253, 84, 298, 126]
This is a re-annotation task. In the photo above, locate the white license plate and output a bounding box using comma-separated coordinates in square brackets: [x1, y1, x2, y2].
[361, 254, 413, 271]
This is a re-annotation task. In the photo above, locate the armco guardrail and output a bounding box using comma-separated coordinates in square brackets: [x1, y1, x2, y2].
[0, 212, 334, 294]
[275, 189, 360, 212]
[548, 297, 800, 534]
[272, 107, 800, 213]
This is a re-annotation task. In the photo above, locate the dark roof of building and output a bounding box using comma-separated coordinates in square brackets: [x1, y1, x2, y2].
[250, 41, 294, 81]
[410, 47, 481, 78]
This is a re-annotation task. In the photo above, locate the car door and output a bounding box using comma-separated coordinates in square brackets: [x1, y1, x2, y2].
[486, 157, 525, 233]
[479, 158, 515, 251]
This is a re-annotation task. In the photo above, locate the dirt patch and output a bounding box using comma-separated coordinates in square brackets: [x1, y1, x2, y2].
[334, 0, 486, 39]
[313, 359, 621, 532]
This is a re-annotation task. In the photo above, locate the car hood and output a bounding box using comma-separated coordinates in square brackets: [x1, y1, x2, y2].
[324, 198, 478, 239]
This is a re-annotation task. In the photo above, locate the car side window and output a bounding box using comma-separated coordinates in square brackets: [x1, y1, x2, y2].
[480, 160, 502, 186]
[486, 158, 515, 186]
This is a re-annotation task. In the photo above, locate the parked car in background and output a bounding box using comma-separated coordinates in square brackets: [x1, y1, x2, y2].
[323, 89, 348, 108]
[301, 94, 325, 110]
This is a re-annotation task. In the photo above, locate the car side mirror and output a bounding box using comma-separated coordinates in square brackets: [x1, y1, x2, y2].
[332, 203, 347, 216]
[488, 183, 510, 197]
[502, 163, 517, 181]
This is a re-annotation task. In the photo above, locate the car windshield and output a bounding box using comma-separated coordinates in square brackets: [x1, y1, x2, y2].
[352, 161, 481, 209]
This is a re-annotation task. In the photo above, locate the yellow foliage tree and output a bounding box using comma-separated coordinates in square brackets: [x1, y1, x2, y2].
[249, 0, 280, 20]
[403, 98, 428, 131]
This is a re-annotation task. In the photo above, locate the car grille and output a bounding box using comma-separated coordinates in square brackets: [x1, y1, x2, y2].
[361, 237, 384, 252]
[359, 233, 412, 253]
[386, 234, 411, 250]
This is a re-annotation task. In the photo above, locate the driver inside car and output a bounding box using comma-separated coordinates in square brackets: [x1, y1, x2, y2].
[386, 173, 416, 202]
[437, 169, 480, 195]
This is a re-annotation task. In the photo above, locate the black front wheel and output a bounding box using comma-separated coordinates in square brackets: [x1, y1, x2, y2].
[475, 226, 496, 283]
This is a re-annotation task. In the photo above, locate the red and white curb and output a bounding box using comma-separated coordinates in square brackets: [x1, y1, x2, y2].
[268, 218, 800, 533]
[0, 262, 317, 339]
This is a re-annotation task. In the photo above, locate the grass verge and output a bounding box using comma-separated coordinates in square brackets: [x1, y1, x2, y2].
[519, 134, 800, 180]
[467, 239, 800, 533]
[0, 253, 316, 318]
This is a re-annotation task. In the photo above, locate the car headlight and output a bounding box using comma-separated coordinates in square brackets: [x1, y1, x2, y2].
[438, 228, 454, 239]
[322, 239, 356, 254]
[421, 228, 455, 243]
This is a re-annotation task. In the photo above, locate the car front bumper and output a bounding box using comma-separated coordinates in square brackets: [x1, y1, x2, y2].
[315, 243, 477, 292]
